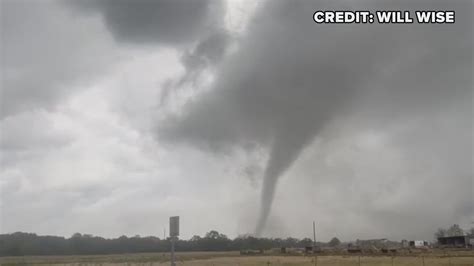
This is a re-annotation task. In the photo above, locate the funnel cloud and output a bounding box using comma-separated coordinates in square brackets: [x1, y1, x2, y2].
[1, 0, 472, 240]
[158, 0, 472, 236]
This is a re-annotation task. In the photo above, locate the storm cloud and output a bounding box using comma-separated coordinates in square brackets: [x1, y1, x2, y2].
[1, 0, 472, 241]
[0, 0, 121, 118]
[72, 0, 225, 45]
[158, 0, 473, 235]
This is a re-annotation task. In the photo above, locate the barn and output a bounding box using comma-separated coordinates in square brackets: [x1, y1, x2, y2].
[437, 235, 474, 248]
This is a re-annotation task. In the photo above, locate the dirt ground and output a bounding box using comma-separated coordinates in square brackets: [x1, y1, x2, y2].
[2, 251, 474, 266]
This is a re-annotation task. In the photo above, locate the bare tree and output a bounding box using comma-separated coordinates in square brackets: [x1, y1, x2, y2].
[446, 224, 464, 236]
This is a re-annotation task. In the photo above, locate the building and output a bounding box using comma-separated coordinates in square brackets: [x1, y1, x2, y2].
[401, 239, 409, 248]
[409, 240, 429, 248]
[355, 238, 388, 249]
[438, 235, 474, 248]
[347, 243, 362, 253]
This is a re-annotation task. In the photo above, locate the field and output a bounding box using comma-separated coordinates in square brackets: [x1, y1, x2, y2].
[1, 251, 474, 266]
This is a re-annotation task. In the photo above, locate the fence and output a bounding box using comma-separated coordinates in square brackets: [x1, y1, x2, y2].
[309, 255, 474, 266]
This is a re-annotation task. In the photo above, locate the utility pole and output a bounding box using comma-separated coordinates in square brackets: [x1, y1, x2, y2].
[313, 221, 317, 266]
[313, 221, 316, 247]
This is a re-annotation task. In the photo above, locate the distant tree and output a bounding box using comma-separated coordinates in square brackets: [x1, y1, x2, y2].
[446, 224, 464, 236]
[200, 230, 231, 251]
[299, 238, 313, 247]
[190, 235, 202, 241]
[284, 237, 299, 247]
[71, 233, 82, 238]
[469, 228, 474, 236]
[205, 230, 221, 239]
[0, 231, 386, 256]
[435, 228, 447, 239]
[328, 237, 341, 247]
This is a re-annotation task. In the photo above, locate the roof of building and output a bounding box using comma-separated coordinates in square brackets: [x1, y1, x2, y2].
[438, 235, 472, 240]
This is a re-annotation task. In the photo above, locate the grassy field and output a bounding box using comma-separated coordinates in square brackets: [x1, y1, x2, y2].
[1, 251, 474, 266]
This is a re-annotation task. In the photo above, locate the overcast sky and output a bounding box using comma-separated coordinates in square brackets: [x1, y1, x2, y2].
[0, 0, 472, 242]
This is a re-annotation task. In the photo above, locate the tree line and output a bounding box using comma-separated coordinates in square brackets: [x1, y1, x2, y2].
[0, 231, 339, 256]
[4, 224, 470, 256]
[434, 224, 474, 239]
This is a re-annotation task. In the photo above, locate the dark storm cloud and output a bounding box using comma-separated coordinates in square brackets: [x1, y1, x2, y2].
[71, 0, 225, 45]
[181, 30, 231, 72]
[0, 0, 118, 118]
[1, 0, 224, 118]
[160, 30, 232, 107]
[1, 0, 471, 240]
[158, 0, 473, 235]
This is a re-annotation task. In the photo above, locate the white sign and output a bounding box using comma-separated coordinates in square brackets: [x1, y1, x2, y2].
[413, 240, 425, 247]
[170, 216, 179, 237]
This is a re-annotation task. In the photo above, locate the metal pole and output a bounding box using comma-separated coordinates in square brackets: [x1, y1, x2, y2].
[171, 237, 176, 266]
[313, 221, 316, 246]
[313, 221, 317, 266]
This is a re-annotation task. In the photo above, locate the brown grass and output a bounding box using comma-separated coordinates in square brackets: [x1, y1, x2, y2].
[1, 251, 474, 266]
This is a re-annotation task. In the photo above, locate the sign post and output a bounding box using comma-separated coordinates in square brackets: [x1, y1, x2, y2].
[171, 238, 175, 266]
[169, 216, 179, 266]
[313, 221, 317, 266]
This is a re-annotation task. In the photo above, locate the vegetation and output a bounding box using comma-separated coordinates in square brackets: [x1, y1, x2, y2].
[0, 231, 324, 256]
[434, 224, 473, 238]
[2, 252, 474, 266]
[328, 237, 341, 247]
[3, 224, 473, 257]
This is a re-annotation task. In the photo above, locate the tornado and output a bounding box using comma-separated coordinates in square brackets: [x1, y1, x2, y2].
[255, 123, 320, 236]
[153, 0, 471, 240]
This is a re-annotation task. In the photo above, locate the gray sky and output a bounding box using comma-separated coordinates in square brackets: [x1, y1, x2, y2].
[0, 0, 472, 242]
